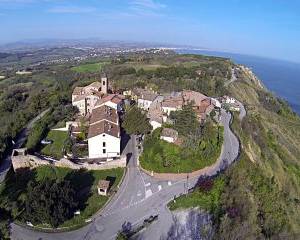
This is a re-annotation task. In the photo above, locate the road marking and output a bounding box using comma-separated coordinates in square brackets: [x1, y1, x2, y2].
[145, 189, 152, 198]
[145, 182, 151, 187]
[137, 191, 142, 197]
[168, 181, 172, 186]
[158, 185, 162, 191]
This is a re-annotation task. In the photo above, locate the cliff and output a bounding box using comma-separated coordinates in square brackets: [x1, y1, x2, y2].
[215, 65, 300, 239]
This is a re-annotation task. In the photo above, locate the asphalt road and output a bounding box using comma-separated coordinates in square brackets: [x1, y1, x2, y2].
[0, 108, 50, 183]
[10, 108, 242, 240]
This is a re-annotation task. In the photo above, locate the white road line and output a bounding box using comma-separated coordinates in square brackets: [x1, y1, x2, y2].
[145, 182, 151, 187]
[145, 189, 153, 198]
[158, 185, 162, 191]
[168, 181, 172, 186]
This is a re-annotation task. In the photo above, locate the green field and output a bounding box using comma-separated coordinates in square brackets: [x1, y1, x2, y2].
[123, 62, 166, 70]
[71, 62, 109, 73]
[140, 127, 223, 173]
[41, 130, 68, 159]
[168, 177, 225, 213]
[0, 166, 124, 229]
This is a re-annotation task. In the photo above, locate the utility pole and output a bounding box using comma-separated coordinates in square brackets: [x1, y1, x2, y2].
[186, 173, 189, 195]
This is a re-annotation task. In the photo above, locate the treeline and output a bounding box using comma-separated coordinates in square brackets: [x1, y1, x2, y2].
[26, 105, 77, 152]
[0, 68, 81, 160]
[106, 56, 231, 96]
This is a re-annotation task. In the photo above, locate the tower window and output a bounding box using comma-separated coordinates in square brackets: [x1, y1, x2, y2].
[103, 142, 106, 147]
[103, 149, 106, 154]
[103, 81, 106, 85]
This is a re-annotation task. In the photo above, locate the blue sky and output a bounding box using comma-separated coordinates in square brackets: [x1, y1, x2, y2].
[0, 0, 300, 62]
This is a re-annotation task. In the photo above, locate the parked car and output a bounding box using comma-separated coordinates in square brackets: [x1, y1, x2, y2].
[41, 139, 53, 145]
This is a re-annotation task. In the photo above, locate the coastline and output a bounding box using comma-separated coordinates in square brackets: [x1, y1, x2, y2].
[176, 49, 300, 115]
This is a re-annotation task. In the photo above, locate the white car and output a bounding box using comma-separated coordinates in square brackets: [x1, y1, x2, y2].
[41, 139, 53, 145]
[26, 221, 33, 227]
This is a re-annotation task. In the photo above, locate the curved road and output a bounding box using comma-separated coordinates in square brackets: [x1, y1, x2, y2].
[0, 108, 50, 183]
[11, 108, 243, 240]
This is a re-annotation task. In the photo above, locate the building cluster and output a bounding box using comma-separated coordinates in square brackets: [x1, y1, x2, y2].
[71, 74, 238, 159]
[129, 88, 219, 132]
[71, 74, 124, 160]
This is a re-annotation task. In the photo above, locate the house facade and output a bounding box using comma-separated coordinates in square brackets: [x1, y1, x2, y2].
[94, 94, 124, 112]
[71, 73, 109, 116]
[87, 105, 121, 159]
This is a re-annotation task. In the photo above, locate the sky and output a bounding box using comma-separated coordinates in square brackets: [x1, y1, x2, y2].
[0, 0, 300, 62]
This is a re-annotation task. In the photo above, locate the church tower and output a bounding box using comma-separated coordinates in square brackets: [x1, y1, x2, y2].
[101, 72, 108, 94]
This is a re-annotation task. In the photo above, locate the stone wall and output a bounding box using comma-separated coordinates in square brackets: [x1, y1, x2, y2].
[11, 149, 126, 171]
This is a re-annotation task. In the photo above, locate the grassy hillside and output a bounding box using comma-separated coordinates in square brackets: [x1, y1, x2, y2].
[214, 67, 300, 239]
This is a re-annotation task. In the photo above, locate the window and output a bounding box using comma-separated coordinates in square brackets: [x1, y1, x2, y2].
[103, 149, 106, 154]
[103, 142, 106, 147]
[103, 81, 106, 85]
[103, 134, 105, 137]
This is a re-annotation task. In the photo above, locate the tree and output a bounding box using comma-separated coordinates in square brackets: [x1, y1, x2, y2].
[122, 106, 152, 135]
[171, 103, 198, 136]
[0, 208, 11, 240]
[116, 231, 128, 240]
[24, 179, 78, 227]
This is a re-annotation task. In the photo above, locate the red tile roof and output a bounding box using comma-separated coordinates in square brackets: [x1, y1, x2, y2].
[90, 105, 118, 125]
[88, 120, 120, 139]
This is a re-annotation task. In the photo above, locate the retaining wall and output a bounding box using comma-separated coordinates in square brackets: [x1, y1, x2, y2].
[11, 149, 126, 171]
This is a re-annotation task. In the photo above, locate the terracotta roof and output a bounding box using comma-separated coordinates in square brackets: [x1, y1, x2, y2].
[88, 120, 119, 139]
[148, 102, 163, 123]
[162, 96, 184, 108]
[88, 81, 102, 89]
[90, 105, 118, 125]
[132, 88, 156, 99]
[73, 95, 86, 102]
[161, 128, 178, 139]
[98, 180, 110, 189]
[73, 87, 84, 95]
[95, 94, 124, 107]
[139, 93, 158, 101]
[182, 90, 208, 106]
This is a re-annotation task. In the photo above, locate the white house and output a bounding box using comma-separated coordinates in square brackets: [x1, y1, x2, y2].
[88, 120, 120, 159]
[71, 75, 109, 116]
[137, 93, 158, 111]
[94, 94, 124, 112]
[72, 82, 103, 115]
[72, 96, 87, 115]
[160, 128, 178, 143]
[223, 95, 236, 104]
[161, 95, 183, 116]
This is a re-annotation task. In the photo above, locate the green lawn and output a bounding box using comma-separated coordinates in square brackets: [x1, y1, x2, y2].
[41, 130, 68, 159]
[168, 177, 225, 213]
[0, 166, 124, 229]
[140, 127, 224, 173]
[71, 62, 109, 73]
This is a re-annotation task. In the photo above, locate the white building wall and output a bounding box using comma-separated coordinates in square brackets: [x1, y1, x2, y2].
[150, 121, 162, 131]
[88, 134, 120, 159]
[73, 99, 86, 115]
[86, 95, 100, 114]
[138, 99, 152, 110]
[97, 101, 122, 112]
[162, 106, 177, 116]
[160, 136, 175, 143]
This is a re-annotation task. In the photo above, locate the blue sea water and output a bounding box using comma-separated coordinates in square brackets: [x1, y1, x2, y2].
[176, 49, 300, 115]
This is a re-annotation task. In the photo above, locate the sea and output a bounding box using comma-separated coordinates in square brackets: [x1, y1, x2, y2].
[176, 49, 300, 115]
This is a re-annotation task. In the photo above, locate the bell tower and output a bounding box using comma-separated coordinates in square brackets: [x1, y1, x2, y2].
[101, 72, 108, 94]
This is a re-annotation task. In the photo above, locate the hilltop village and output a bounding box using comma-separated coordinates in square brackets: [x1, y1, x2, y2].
[69, 73, 240, 161]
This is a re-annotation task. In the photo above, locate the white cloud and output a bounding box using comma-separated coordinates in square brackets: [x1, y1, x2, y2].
[48, 6, 96, 14]
[130, 0, 166, 10]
